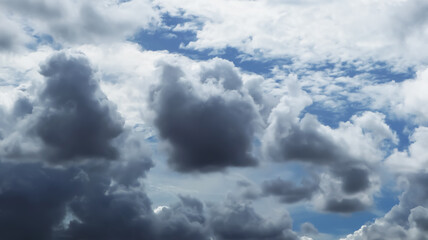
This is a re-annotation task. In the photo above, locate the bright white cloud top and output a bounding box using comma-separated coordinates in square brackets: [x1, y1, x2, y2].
[0, 0, 428, 239]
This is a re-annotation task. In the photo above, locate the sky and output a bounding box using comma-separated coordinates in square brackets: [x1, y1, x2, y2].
[1, 0, 428, 239]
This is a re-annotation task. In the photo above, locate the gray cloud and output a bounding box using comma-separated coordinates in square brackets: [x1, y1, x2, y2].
[263, 108, 388, 213]
[266, 114, 348, 165]
[343, 173, 428, 240]
[324, 198, 368, 213]
[262, 177, 318, 204]
[334, 167, 371, 194]
[12, 97, 33, 118]
[0, 163, 81, 240]
[149, 64, 258, 172]
[0, 0, 158, 45]
[34, 52, 124, 162]
[0, 159, 303, 240]
[209, 201, 298, 240]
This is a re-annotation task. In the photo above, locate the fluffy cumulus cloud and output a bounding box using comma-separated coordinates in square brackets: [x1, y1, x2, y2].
[149, 62, 260, 172]
[261, 84, 396, 213]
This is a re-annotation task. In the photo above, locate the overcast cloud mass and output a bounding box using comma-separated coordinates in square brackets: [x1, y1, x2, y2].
[0, 0, 428, 239]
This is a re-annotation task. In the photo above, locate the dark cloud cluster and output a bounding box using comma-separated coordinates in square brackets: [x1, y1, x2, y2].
[0, 160, 302, 240]
[0, 52, 304, 240]
[35, 52, 124, 162]
[149, 64, 259, 172]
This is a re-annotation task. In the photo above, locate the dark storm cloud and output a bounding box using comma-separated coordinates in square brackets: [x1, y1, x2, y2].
[149, 64, 258, 172]
[0, 163, 82, 240]
[156, 196, 209, 240]
[0, 161, 212, 240]
[324, 198, 367, 213]
[0, 160, 302, 240]
[262, 177, 318, 203]
[35, 52, 123, 162]
[209, 201, 298, 240]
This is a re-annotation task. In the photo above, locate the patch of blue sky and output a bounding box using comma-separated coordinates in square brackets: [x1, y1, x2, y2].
[374, 183, 400, 214]
[290, 206, 378, 237]
[384, 117, 414, 151]
[131, 13, 290, 75]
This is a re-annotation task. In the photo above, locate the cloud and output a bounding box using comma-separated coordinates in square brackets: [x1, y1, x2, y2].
[300, 222, 318, 236]
[363, 67, 428, 125]
[149, 63, 259, 172]
[209, 200, 298, 240]
[263, 88, 394, 211]
[0, 0, 159, 47]
[157, 0, 428, 68]
[262, 177, 318, 204]
[33, 52, 124, 162]
[0, 162, 81, 240]
[324, 198, 367, 213]
[0, 14, 31, 52]
[342, 173, 428, 240]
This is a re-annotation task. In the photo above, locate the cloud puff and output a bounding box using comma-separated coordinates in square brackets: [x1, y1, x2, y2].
[34, 52, 124, 162]
[149, 63, 259, 172]
[262, 85, 395, 212]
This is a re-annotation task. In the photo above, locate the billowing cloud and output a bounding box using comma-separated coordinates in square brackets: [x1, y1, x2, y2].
[262, 86, 395, 212]
[33, 52, 124, 162]
[149, 63, 259, 172]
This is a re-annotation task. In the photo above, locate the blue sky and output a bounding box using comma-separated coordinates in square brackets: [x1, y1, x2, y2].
[1, 1, 428, 240]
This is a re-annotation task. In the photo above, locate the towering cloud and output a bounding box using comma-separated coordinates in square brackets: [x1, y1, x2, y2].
[149, 63, 259, 172]
[35, 52, 124, 162]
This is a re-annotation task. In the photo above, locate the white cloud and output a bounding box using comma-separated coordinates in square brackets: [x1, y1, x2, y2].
[157, 0, 428, 68]
[386, 127, 428, 173]
[363, 67, 428, 124]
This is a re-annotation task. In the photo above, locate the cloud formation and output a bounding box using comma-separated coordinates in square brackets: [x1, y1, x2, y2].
[34, 52, 124, 162]
[149, 63, 259, 172]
